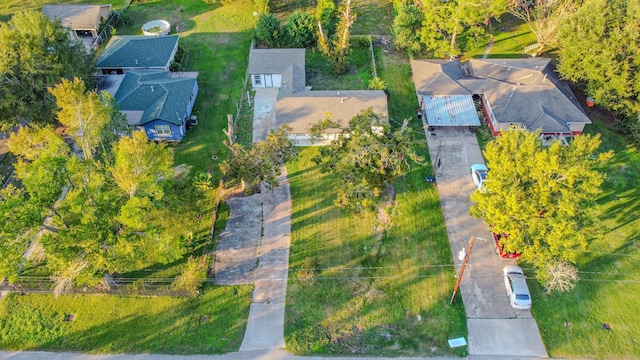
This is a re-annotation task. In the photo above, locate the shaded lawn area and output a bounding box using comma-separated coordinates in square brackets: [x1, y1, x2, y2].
[463, 13, 537, 59]
[0, 285, 252, 354]
[306, 44, 374, 91]
[529, 120, 640, 358]
[270, 0, 393, 36]
[284, 47, 466, 357]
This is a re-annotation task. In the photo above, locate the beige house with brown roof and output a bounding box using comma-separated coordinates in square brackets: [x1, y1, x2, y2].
[42, 4, 111, 41]
[276, 90, 388, 146]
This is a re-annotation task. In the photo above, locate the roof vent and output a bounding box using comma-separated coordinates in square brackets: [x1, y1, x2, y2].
[151, 85, 154, 92]
[135, 59, 139, 65]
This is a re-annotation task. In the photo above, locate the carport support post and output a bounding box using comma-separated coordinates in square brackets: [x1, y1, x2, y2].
[450, 236, 475, 305]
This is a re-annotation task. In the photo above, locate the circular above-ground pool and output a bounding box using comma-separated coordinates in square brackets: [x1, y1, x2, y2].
[141, 20, 170, 36]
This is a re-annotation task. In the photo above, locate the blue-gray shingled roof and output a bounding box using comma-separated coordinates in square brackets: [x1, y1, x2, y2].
[115, 71, 197, 126]
[97, 35, 178, 68]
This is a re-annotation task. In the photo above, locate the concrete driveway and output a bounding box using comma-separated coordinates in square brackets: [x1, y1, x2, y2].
[425, 126, 547, 358]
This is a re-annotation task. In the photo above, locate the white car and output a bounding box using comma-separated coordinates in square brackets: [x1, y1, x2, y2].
[503, 266, 532, 310]
[470, 164, 488, 190]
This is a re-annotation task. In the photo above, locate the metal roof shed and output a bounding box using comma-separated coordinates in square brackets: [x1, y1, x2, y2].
[422, 95, 480, 126]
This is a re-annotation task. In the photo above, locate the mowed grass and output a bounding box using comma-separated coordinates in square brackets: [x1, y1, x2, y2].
[284, 46, 466, 356]
[0, 286, 252, 354]
[529, 120, 640, 358]
[464, 13, 537, 59]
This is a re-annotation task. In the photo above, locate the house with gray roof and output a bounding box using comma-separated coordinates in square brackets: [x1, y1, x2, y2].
[249, 47, 389, 145]
[411, 58, 591, 138]
[248, 48, 306, 95]
[114, 71, 198, 141]
[276, 90, 388, 145]
[97, 35, 179, 74]
[42, 4, 111, 42]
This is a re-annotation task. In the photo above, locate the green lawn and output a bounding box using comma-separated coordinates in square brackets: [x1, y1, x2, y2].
[529, 120, 640, 358]
[464, 13, 538, 59]
[0, 286, 252, 354]
[284, 46, 466, 357]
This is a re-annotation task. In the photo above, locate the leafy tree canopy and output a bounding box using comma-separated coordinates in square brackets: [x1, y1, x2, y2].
[557, 0, 640, 119]
[392, 0, 425, 54]
[49, 77, 112, 160]
[312, 108, 425, 212]
[283, 11, 317, 48]
[0, 11, 95, 130]
[110, 130, 174, 200]
[420, 0, 508, 56]
[220, 126, 296, 192]
[470, 130, 612, 284]
[255, 13, 283, 47]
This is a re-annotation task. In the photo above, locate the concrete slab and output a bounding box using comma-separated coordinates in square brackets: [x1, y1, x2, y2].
[468, 319, 547, 357]
[253, 279, 287, 303]
[239, 303, 286, 352]
[214, 193, 263, 285]
[253, 88, 279, 143]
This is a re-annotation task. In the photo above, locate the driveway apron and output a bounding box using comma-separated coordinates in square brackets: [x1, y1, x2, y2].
[425, 126, 548, 358]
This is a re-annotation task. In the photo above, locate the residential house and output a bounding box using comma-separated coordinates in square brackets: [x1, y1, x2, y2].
[114, 71, 198, 141]
[96, 35, 179, 74]
[42, 4, 111, 41]
[248, 47, 388, 145]
[411, 58, 591, 139]
[248, 48, 306, 95]
[276, 90, 388, 146]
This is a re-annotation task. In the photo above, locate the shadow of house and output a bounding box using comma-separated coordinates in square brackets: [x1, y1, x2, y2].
[96, 35, 179, 74]
[411, 58, 591, 141]
[42, 4, 111, 45]
[114, 71, 199, 142]
[248, 48, 388, 146]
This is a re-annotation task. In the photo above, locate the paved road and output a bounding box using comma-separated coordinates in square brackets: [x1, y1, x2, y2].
[424, 126, 547, 358]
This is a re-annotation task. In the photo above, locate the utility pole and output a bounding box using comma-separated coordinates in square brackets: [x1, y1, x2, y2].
[450, 236, 476, 305]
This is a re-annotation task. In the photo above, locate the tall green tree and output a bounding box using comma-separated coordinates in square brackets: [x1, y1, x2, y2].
[317, 0, 356, 74]
[557, 0, 640, 139]
[220, 126, 296, 192]
[470, 130, 612, 285]
[316, 0, 337, 37]
[0, 11, 95, 130]
[311, 109, 424, 212]
[392, 0, 425, 54]
[49, 78, 112, 161]
[110, 130, 174, 200]
[420, 0, 508, 56]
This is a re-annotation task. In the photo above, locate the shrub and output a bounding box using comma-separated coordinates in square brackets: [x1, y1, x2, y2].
[254, 13, 282, 47]
[368, 77, 387, 91]
[172, 255, 210, 296]
[283, 11, 317, 48]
